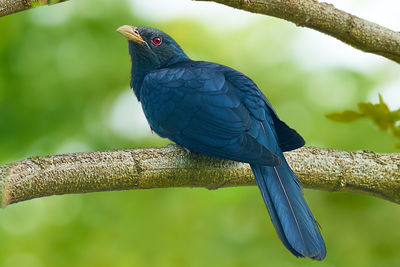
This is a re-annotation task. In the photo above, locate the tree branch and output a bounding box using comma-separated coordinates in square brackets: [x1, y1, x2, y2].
[0, 145, 399, 208]
[0, 0, 66, 17]
[2, 0, 399, 64]
[196, 0, 400, 64]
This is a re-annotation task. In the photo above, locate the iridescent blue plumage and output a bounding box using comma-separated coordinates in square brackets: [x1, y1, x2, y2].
[118, 26, 326, 260]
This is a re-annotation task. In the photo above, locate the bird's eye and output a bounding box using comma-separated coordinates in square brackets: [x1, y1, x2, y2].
[152, 37, 162, 46]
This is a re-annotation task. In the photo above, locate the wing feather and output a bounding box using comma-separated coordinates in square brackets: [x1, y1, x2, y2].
[140, 62, 300, 165]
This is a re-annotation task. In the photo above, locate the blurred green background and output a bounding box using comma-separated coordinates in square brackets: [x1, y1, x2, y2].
[1, 0, 400, 266]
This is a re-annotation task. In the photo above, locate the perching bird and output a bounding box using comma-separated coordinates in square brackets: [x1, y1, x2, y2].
[117, 25, 326, 260]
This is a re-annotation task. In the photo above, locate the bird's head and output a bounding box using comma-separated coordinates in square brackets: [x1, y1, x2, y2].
[117, 25, 188, 69]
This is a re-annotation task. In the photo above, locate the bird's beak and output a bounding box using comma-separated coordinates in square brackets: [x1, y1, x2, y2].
[116, 25, 146, 44]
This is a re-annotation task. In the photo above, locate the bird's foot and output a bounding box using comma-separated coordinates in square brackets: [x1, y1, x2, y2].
[167, 143, 191, 154]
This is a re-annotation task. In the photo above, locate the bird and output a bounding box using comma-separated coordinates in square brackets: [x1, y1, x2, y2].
[116, 25, 326, 260]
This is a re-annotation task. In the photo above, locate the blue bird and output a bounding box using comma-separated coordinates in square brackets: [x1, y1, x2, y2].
[117, 25, 326, 260]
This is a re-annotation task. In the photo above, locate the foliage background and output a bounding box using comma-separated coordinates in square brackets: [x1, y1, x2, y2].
[0, 0, 399, 266]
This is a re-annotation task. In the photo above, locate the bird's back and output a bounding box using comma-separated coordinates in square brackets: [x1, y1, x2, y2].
[140, 60, 304, 156]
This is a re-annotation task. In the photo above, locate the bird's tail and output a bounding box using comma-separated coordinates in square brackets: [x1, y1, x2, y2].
[251, 156, 326, 260]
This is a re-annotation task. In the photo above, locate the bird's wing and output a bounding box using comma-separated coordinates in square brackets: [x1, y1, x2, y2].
[223, 68, 305, 152]
[141, 64, 281, 166]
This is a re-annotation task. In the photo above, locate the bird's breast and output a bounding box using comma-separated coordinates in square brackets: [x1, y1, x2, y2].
[139, 83, 188, 138]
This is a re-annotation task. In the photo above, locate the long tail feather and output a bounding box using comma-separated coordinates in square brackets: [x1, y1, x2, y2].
[251, 157, 326, 260]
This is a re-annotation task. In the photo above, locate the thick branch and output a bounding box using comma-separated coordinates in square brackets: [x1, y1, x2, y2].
[196, 0, 400, 64]
[0, 145, 399, 207]
[0, 0, 66, 17]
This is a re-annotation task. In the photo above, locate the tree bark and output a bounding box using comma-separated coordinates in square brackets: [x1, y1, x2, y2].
[0, 0, 66, 17]
[195, 0, 400, 64]
[1, 145, 399, 208]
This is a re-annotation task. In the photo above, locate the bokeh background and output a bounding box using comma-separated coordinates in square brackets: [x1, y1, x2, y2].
[1, 0, 400, 266]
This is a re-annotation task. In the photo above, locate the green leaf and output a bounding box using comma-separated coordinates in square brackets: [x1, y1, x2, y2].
[325, 110, 362, 122]
[327, 95, 400, 148]
[393, 108, 400, 120]
[391, 125, 400, 139]
[358, 100, 392, 130]
[378, 93, 384, 105]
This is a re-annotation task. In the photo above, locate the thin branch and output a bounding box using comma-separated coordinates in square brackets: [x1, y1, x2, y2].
[195, 0, 400, 64]
[0, 0, 66, 17]
[0, 145, 399, 208]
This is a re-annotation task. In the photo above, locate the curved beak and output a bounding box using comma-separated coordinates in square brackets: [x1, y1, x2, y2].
[116, 25, 146, 44]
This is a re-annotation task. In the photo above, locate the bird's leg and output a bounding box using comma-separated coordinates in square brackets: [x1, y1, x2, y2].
[181, 146, 191, 154]
[166, 143, 191, 154]
[169, 144, 233, 189]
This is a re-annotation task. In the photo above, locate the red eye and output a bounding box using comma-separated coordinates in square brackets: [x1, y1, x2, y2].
[152, 37, 162, 45]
